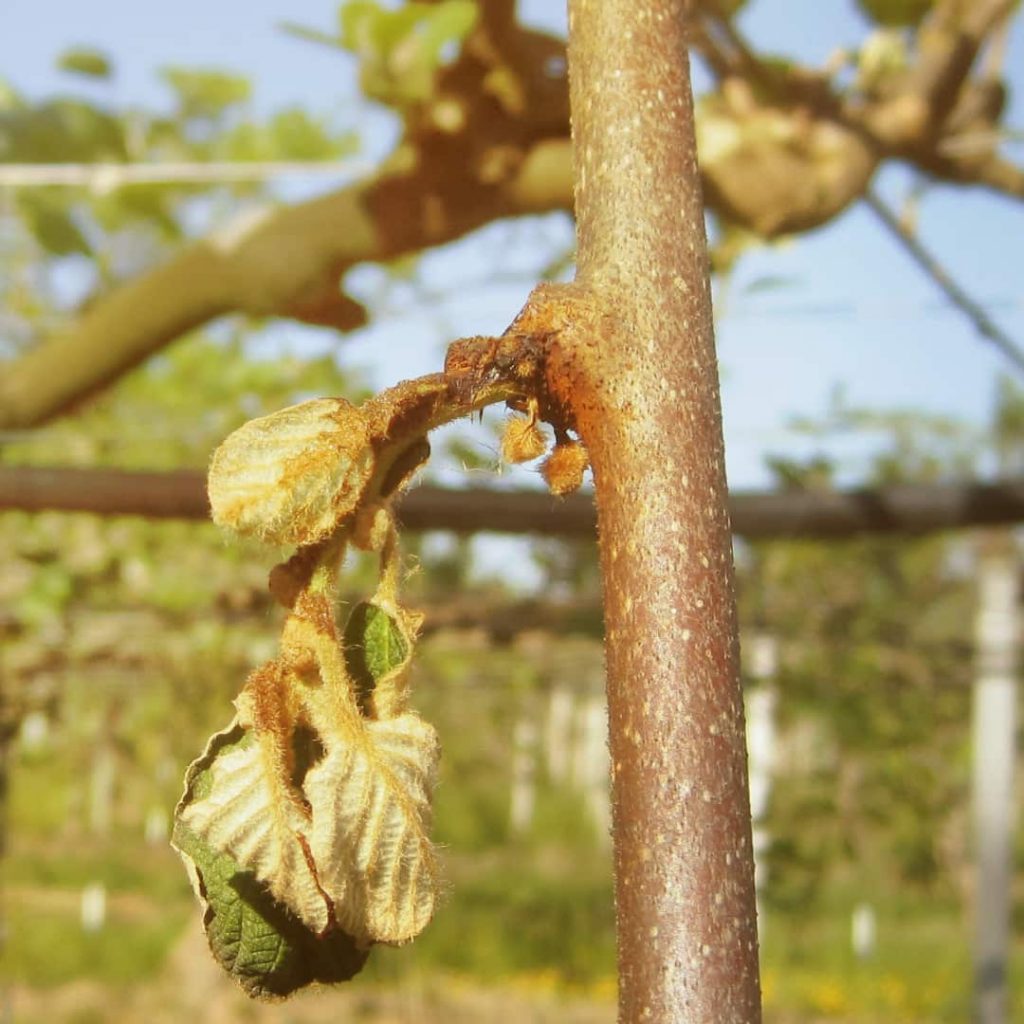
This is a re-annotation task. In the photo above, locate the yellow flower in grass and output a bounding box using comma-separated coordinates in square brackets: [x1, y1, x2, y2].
[588, 974, 618, 1003]
[880, 973, 910, 1013]
[511, 967, 561, 995]
[807, 976, 849, 1015]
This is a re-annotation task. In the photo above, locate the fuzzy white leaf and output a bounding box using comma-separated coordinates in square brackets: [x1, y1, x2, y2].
[305, 712, 440, 944]
[208, 397, 375, 546]
[179, 722, 333, 934]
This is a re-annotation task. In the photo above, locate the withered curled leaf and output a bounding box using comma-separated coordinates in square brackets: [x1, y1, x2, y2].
[176, 689, 333, 934]
[172, 722, 368, 999]
[303, 709, 440, 944]
[175, 595, 439, 965]
[181, 329, 565, 997]
[208, 398, 375, 546]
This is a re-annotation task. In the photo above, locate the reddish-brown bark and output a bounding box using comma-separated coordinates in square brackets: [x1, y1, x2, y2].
[555, 1, 762, 1019]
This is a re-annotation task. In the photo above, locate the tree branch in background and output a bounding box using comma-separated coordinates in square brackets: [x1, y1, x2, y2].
[3, 0, 1024, 428]
[862, 187, 1024, 375]
[6, 463, 1024, 539]
[890, 0, 1014, 128]
[0, 13, 573, 429]
[693, 0, 1024, 211]
[0, 147, 571, 428]
[924, 148, 1024, 199]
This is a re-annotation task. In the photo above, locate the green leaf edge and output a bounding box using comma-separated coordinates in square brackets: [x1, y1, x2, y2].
[172, 721, 368, 999]
[342, 600, 411, 713]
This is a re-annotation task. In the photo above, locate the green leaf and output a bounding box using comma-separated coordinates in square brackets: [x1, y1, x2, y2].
[92, 184, 182, 240]
[223, 109, 356, 162]
[161, 67, 251, 120]
[337, 0, 478, 106]
[343, 601, 410, 713]
[16, 193, 92, 256]
[172, 723, 368, 1000]
[57, 47, 113, 80]
[0, 99, 126, 162]
[11, 561, 75, 626]
[855, 0, 934, 27]
[269, 108, 351, 159]
[422, 0, 478, 52]
[740, 274, 798, 296]
[278, 20, 344, 50]
[338, 0, 386, 51]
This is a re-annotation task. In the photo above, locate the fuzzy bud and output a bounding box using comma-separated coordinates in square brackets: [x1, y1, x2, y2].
[500, 415, 548, 464]
[208, 398, 375, 547]
[541, 441, 589, 497]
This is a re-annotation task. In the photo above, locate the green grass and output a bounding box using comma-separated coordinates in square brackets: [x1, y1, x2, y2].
[7, 645, 1021, 1019]
[760, 900, 1023, 1022]
[425, 867, 614, 982]
[3, 834, 195, 988]
[5, 837, 187, 901]
[1, 903, 189, 987]
[7, 751, 79, 834]
[6, 827, 1022, 1022]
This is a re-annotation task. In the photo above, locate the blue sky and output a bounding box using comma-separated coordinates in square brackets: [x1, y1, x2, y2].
[3, 0, 1024, 493]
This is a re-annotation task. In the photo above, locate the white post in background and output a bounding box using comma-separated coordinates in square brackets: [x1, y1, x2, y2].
[88, 742, 115, 836]
[545, 684, 576, 786]
[745, 633, 778, 934]
[80, 882, 107, 933]
[509, 713, 538, 835]
[972, 549, 1019, 1024]
[851, 902, 877, 961]
[144, 806, 168, 845]
[573, 692, 611, 846]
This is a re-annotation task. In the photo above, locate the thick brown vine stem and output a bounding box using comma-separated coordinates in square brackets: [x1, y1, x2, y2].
[548, 0, 761, 1020]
